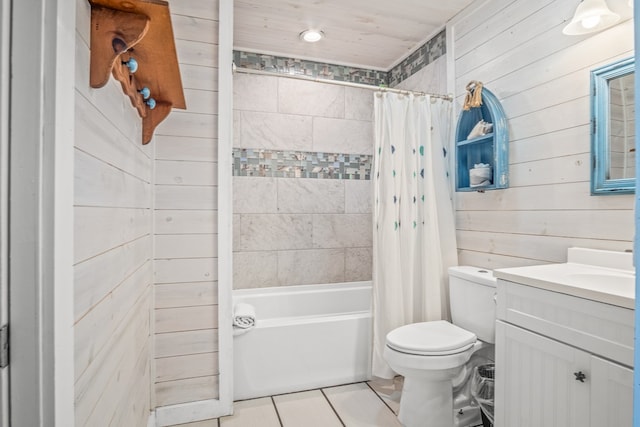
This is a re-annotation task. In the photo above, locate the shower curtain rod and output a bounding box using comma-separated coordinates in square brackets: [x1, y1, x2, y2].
[233, 65, 453, 101]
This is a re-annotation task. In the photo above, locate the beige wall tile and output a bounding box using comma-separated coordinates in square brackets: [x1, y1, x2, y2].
[345, 87, 374, 121]
[345, 247, 373, 282]
[238, 111, 312, 151]
[277, 249, 345, 285]
[238, 214, 313, 251]
[345, 179, 372, 213]
[234, 73, 278, 113]
[277, 178, 344, 214]
[278, 78, 345, 118]
[233, 251, 278, 289]
[313, 214, 372, 249]
[233, 176, 277, 214]
[313, 117, 373, 155]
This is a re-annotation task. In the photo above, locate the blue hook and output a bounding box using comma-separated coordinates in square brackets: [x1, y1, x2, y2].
[123, 57, 138, 73]
[139, 87, 150, 99]
[146, 98, 156, 110]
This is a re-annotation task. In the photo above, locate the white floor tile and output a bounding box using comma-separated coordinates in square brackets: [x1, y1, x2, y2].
[323, 383, 402, 427]
[274, 390, 343, 427]
[219, 397, 281, 427]
[171, 420, 219, 427]
[367, 377, 403, 415]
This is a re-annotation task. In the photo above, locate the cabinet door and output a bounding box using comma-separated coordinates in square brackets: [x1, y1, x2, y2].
[495, 321, 591, 427]
[590, 356, 633, 426]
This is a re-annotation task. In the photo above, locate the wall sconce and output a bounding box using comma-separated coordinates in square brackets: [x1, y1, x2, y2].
[563, 0, 620, 35]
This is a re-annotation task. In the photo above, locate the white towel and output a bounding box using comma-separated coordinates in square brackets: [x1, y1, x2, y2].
[233, 303, 256, 329]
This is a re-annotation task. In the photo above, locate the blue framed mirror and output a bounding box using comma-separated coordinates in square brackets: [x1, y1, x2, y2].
[591, 57, 635, 195]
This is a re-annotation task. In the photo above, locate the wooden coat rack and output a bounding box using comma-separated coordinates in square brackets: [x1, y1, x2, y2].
[88, 0, 186, 144]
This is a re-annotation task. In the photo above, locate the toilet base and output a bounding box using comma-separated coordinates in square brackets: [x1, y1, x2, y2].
[398, 377, 453, 427]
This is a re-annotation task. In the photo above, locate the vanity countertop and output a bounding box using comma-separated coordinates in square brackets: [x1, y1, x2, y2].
[494, 248, 635, 309]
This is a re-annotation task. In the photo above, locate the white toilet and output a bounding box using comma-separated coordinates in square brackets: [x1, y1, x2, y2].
[383, 266, 497, 427]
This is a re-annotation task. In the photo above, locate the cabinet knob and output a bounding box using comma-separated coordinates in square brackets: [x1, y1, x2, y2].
[123, 58, 138, 73]
[574, 371, 586, 382]
[139, 87, 151, 100]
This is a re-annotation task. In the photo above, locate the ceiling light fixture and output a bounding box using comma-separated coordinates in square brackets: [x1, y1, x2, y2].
[299, 29, 324, 43]
[563, 0, 620, 35]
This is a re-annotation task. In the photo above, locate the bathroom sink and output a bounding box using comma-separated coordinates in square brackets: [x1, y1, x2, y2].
[494, 248, 636, 309]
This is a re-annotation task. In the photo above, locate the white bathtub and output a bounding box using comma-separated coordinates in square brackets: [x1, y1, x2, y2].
[233, 281, 372, 400]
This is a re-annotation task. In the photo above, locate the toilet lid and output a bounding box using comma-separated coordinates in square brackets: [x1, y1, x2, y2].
[386, 320, 477, 356]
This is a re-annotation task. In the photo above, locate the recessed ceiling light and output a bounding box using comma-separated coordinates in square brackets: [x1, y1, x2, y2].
[300, 29, 324, 43]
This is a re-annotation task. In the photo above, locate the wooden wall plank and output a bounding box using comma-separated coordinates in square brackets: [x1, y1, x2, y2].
[155, 306, 218, 333]
[75, 149, 151, 208]
[449, 1, 635, 271]
[155, 136, 218, 162]
[155, 282, 218, 308]
[156, 352, 219, 383]
[155, 234, 218, 259]
[155, 330, 218, 359]
[75, 261, 152, 379]
[74, 235, 150, 319]
[155, 185, 218, 210]
[155, 258, 218, 284]
[155, 376, 220, 407]
[155, 210, 218, 234]
[172, 14, 219, 44]
[156, 160, 218, 186]
[74, 207, 151, 264]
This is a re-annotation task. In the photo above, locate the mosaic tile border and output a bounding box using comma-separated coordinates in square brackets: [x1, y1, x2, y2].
[233, 29, 446, 89]
[233, 148, 372, 180]
[388, 30, 447, 87]
[233, 51, 388, 86]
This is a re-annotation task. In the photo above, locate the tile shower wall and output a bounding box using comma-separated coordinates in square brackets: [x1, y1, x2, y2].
[233, 73, 373, 289]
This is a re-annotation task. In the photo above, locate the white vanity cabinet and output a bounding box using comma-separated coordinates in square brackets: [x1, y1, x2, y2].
[494, 279, 634, 427]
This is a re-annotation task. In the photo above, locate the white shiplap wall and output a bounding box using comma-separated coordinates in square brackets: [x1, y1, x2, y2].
[448, 0, 635, 269]
[153, 0, 221, 409]
[74, 0, 153, 425]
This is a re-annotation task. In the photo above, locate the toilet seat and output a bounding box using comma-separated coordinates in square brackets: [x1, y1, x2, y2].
[386, 320, 477, 356]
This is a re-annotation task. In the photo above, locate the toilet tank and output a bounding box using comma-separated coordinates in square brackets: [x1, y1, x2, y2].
[448, 266, 497, 343]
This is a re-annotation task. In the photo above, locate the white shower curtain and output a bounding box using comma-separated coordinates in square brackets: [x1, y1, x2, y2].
[372, 92, 458, 379]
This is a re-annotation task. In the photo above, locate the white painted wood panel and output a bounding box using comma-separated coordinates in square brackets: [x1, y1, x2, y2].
[156, 352, 219, 383]
[155, 210, 218, 234]
[74, 235, 150, 319]
[172, 15, 219, 44]
[155, 136, 218, 162]
[155, 305, 218, 333]
[457, 230, 631, 264]
[455, 182, 632, 212]
[168, 0, 220, 21]
[156, 376, 219, 407]
[156, 160, 218, 186]
[75, 148, 151, 208]
[156, 234, 218, 259]
[75, 93, 152, 180]
[155, 282, 218, 309]
[180, 65, 219, 92]
[155, 185, 218, 210]
[456, 210, 634, 241]
[75, 295, 149, 420]
[156, 111, 218, 139]
[74, 206, 151, 263]
[75, 262, 151, 378]
[155, 258, 218, 284]
[457, 250, 551, 271]
[175, 39, 219, 68]
[155, 329, 218, 359]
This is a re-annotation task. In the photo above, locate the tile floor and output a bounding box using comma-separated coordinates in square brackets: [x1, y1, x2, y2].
[171, 378, 485, 427]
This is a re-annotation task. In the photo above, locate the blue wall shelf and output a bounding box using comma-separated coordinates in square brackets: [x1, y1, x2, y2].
[455, 87, 509, 192]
